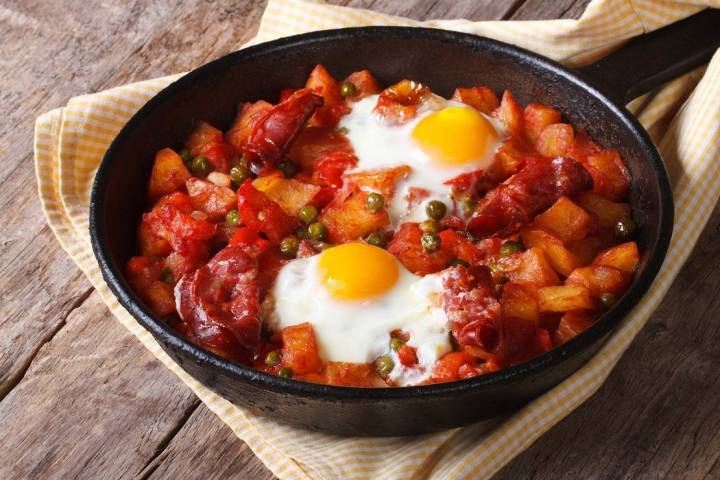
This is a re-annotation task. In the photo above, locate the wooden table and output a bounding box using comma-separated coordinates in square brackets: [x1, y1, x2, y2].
[3, 1, 719, 478]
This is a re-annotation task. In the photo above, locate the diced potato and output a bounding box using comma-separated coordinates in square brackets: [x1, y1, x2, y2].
[566, 264, 631, 296]
[138, 218, 172, 258]
[321, 189, 389, 243]
[281, 322, 324, 375]
[538, 285, 596, 312]
[520, 227, 582, 277]
[585, 149, 631, 201]
[147, 148, 191, 201]
[225, 100, 273, 151]
[566, 235, 608, 265]
[343, 70, 382, 101]
[185, 121, 223, 156]
[576, 191, 632, 231]
[322, 362, 380, 387]
[523, 103, 562, 142]
[288, 126, 353, 170]
[498, 247, 560, 286]
[568, 129, 602, 163]
[185, 177, 237, 221]
[593, 242, 640, 273]
[535, 123, 574, 157]
[305, 64, 348, 127]
[553, 310, 595, 345]
[490, 137, 529, 183]
[252, 175, 321, 217]
[534, 196, 592, 243]
[344, 166, 410, 196]
[451, 86, 500, 114]
[493, 90, 524, 136]
[144, 280, 176, 316]
[501, 282, 539, 323]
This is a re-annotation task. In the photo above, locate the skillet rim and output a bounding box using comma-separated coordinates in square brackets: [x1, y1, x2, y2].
[89, 26, 674, 401]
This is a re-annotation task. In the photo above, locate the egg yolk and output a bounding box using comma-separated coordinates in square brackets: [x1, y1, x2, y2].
[412, 106, 498, 166]
[317, 243, 400, 300]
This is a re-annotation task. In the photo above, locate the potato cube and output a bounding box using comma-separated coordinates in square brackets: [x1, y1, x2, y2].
[523, 103, 562, 142]
[538, 285, 596, 312]
[252, 175, 321, 217]
[281, 323, 323, 375]
[553, 310, 595, 345]
[185, 121, 223, 156]
[452, 86, 500, 114]
[565, 264, 631, 296]
[534, 196, 592, 243]
[493, 90, 524, 136]
[593, 241, 640, 273]
[498, 247, 560, 286]
[535, 123, 574, 157]
[520, 227, 582, 277]
[148, 148, 191, 201]
[501, 282, 539, 323]
[576, 191, 632, 231]
[585, 149, 631, 201]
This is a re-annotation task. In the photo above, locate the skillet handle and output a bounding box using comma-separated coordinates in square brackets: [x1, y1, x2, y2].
[576, 8, 720, 105]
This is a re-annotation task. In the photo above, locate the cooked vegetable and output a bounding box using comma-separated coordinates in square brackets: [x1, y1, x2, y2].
[191, 155, 211, 177]
[340, 81, 356, 98]
[375, 356, 394, 376]
[225, 209, 240, 226]
[499, 240, 524, 257]
[421, 233, 441, 253]
[299, 205, 319, 225]
[366, 192, 385, 212]
[425, 200, 447, 220]
[280, 235, 300, 259]
[307, 222, 326, 241]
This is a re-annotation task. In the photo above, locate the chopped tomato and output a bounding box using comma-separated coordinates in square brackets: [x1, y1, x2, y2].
[236, 180, 299, 244]
[374, 80, 430, 125]
[281, 323, 324, 375]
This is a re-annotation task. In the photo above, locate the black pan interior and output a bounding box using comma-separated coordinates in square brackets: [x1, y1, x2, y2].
[90, 27, 673, 435]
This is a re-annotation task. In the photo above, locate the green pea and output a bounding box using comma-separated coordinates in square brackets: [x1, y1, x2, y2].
[421, 233, 441, 253]
[366, 192, 385, 213]
[298, 205, 318, 225]
[599, 292, 618, 309]
[449, 258, 469, 268]
[191, 156, 210, 177]
[264, 350, 281, 367]
[234, 155, 249, 171]
[488, 262, 501, 274]
[419, 219, 440, 234]
[225, 209, 240, 227]
[179, 148, 193, 167]
[340, 81, 356, 98]
[279, 160, 299, 178]
[375, 355, 394, 376]
[500, 240, 524, 257]
[337, 126, 350, 135]
[161, 267, 173, 284]
[366, 231, 385, 248]
[307, 222, 326, 241]
[280, 235, 300, 259]
[295, 226, 309, 240]
[614, 217, 637, 241]
[278, 367, 294, 378]
[426, 200, 447, 220]
[390, 338, 405, 352]
[460, 197, 476, 216]
[230, 165, 250, 187]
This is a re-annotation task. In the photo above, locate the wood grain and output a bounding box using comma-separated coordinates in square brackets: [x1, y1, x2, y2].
[0, 292, 200, 479]
[1, 1, 718, 479]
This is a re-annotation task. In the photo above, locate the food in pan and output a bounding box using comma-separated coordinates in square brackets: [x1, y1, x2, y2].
[126, 65, 640, 387]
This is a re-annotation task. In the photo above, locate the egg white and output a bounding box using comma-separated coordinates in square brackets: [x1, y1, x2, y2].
[338, 94, 505, 224]
[265, 254, 452, 386]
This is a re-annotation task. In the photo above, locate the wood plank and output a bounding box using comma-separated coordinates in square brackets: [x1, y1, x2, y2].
[509, 0, 592, 20]
[494, 203, 720, 480]
[0, 292, 200, 479]
[138, 406, 276, 480]
[336, 0, 523, 21]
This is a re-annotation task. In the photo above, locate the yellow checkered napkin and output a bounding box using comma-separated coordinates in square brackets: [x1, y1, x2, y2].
[35, 0, 720, 478]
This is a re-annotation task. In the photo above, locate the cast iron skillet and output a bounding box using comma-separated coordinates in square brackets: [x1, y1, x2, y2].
[90, 10, 720, 436]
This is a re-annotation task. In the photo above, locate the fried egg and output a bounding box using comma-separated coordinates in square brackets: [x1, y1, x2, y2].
[266, 242, 452, 386]
[339, 94, 504, 223]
